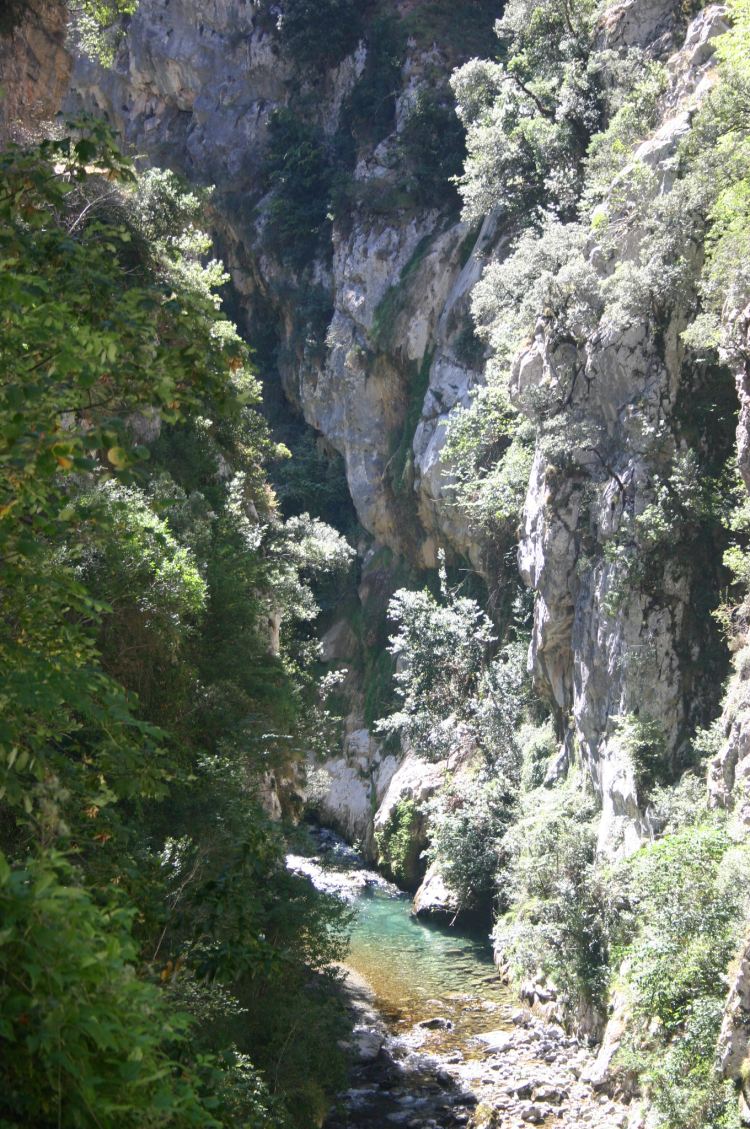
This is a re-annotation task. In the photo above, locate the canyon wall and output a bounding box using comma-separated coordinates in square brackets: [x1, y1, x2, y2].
[64, 0, 741, 870]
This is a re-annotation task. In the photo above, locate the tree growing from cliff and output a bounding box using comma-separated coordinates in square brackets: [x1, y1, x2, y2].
[262, 109, 334, 267]
[452, 0, 604, 223]
[274, 0, 364, 69]
[376, 566, 532, 908]
[375, 578, 496, 762]
[680, 0, 750, 357]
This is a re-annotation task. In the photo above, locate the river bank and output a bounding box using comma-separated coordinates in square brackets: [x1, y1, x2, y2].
[287, 830, 641, 1129]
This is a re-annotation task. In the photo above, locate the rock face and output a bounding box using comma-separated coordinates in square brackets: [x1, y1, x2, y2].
[372, 748, 446, 886]
[412, 859, 460, 919]
[67, 0, 489, 570]
[709, 303, 750, 826]
[513, 2, 731, 855]
[67, 9, 496, 880]
[708, 642, 750, 826]
[313, 727, 399, 856]
[0, 0, 70, 140]
[733, 307, 750, 494]
[63, 0, 738, 869]
[514, 311, 696, 857]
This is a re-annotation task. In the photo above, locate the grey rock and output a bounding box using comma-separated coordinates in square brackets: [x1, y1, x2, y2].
[418, 1017, 454, 1031]
[413, 860, 461, 920]
[518, 1102, 549, 1124]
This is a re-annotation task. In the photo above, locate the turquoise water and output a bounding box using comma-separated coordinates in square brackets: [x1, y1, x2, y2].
[293, 836, 518, 1127]
[345, 884, 514, 1042]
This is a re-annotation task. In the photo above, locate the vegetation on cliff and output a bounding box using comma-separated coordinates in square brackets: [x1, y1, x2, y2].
[250, 0, 746, 1122]
[6, 0, 750, 1125]
[0, 120, 354, 1128]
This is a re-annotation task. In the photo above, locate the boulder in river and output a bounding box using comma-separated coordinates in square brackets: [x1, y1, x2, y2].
[418, 1017, 454, 1031]
[412, 861, 461, 920]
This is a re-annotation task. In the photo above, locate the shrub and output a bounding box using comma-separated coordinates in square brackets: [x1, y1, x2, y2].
[375, 580, 496, 762]
[610, 713, 669, 800]
[401, 0, 499, 60]
[72, 0, 139, 66]
[470, 218, 594, 384]
[262, 110, 333, 267]
[610, 818, 750, 1129]
[376, 579, 533, 907]
[270, 428, 354, 530]
[679, 0, 750, 355]
[397, 87, 465, 210]
[583, 61, 667, 201]
[518, 719, 558, 792]
[425, 773, 516, 910]
[375, 798, 420, 884]
[0, 850, 234, 1129]
[0, 123, 355, 1129]
[276, 0, 364, 70]
[343, 13, 405, 148]
[445, 391, 534, 540]
[453, 318, 485, 368]
[494, 776, 607, 1016]
[452, 0, 603, 224]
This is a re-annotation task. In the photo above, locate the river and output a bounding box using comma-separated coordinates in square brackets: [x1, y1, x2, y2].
[345, 870, 515, 1039]
[287, 829, 634, 1129]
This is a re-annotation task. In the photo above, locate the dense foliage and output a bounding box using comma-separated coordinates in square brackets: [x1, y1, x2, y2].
[7, 0, 750, 1124]
[275, 0, 365, 70]
[0, 122, 355, 1128]
[386, 0, 750, 1122]
[611, 817, 750, 1128]
[494, 772, 607, 1016]
[453, 0, 604, 223]
[375, 566, 535, 909]
[262, 109, 334, 267]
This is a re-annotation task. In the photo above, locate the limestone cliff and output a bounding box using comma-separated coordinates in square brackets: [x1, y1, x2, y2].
[67, 0, 491, 568]
[65, 0, 502, 863]
[0, 0, 70, 140]
[512, 1, 734, 854]
[6, 0, 750, 1122]
[63, 0, 741, 876]
[54, 20, 745, 956]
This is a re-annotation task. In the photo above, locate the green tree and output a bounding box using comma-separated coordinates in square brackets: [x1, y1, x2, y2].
[0, 122, 354, 1128]
[262, 109, 333, 267]
[275, 0, 364, 69]
[452, 0, 603, 223]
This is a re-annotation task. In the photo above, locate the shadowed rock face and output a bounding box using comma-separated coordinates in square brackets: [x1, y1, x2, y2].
[65, 0, 489, 569]
[0, 0, 70, 141]
[63, 1, 502, 904]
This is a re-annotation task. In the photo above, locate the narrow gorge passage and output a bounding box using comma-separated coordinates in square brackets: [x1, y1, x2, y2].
[289, 832, 630, 1129]
[6, 0, 750, 1123]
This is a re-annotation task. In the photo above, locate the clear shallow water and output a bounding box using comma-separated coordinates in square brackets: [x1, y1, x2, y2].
[346, 884, 514, 1044]
[289, 830, 514, 1047]
[290, 832, 518, 1128]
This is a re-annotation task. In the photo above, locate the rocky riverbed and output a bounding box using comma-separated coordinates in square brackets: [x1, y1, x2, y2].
[287, 831, 641, 1129]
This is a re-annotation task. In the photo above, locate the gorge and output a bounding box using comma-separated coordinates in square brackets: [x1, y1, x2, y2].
[3, 0, 750, 1126]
